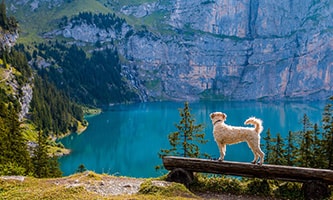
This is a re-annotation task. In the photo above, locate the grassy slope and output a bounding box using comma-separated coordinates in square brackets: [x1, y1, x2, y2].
[9, 0, 172, 44]
[10, 0, 110, 44]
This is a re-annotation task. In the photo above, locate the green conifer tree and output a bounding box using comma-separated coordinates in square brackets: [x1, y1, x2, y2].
[270, 133, 287, 165]
[76, 164, 87, 173]
[297, 114, 314, 167]
[0, 103, 32, 175]
[156, 102, 209, 170]
[48, 156, 62, 178]
[322, 96, 333, 169]
[312, 123, 325, 168]
[285, 131, 297, 166]
[32, 131, 51, 178]
[0, 0, 7, 29]
[262, 128, 273, 163]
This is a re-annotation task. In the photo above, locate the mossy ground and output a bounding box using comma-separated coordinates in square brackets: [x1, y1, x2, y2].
[0, 172, 197, 200]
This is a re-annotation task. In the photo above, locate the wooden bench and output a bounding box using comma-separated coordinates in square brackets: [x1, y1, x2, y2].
[163, 156, 333, 200]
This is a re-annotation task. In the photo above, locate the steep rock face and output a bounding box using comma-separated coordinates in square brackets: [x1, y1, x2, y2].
[24, 0, 333, 101]
[5, 67, 33, 121]
[120, 0, 333, 100]
[0, 29, 18, 49]
[19, 84, 33, 121]
[0, 29, 33, 120]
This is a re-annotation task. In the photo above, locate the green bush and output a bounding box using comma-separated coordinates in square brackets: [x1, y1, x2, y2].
[0, 163, 26, 176]
[190, 174, 243, 194]
[139, 179, 195, 198]
[245, 179, 271, 196]
[274, 182, 303, 199]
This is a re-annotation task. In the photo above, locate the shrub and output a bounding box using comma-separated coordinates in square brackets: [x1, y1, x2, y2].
[274, 182, 303, 199]
[190, 174, 243, 194]
[245, 179, 271, 196]
[0, 163, 26, 176]
[139, 179, 196, 198]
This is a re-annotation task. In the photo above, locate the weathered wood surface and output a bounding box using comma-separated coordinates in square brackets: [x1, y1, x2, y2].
[162, 156, 333, 184]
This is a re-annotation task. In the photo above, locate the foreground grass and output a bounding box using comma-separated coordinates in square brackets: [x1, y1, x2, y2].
[0, 172, 197, 200]
[1, 172, 332, 200]
[191, 174, 333, 200]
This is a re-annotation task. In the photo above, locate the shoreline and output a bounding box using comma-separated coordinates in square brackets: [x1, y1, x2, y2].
[53, 108, 102, 156]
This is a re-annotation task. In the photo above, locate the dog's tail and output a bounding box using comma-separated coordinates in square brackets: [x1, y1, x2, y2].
[244, 117, 263, 134]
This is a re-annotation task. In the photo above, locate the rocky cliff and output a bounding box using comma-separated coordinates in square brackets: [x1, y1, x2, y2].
[9, 0, 333, 101]
[0, 28, 18, 49]
[118, 0, 333, 101]
[0, 29, 33, 121]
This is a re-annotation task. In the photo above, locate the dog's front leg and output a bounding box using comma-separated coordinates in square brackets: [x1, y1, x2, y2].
[217, 143, 226, 161]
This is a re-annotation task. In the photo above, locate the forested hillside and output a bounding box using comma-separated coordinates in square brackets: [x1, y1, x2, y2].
[0, 1, 84, 177]
[24, 40, 140, 105]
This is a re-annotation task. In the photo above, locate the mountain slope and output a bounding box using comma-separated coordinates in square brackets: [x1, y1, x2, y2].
[7, 0, 333, 101]
[0, 3, 86, 177]
[8, 0, 110, 43]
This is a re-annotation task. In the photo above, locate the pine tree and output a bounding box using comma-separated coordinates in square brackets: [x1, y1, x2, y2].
[0, 0, 7, 29]
[322, 96, 333, 169]
[312, 123, 325, 168]
[48, 156, 62, 178]
[156, 102, 209, 169]
[297, 114, 314, 167]
[285, 131, 297, 166]
[262, 128, 273, 163]
[0, 103, 32, 175]
[32, 131, 51, 178]
[270, 133, 287, 165]
[76, 164, 87, 173]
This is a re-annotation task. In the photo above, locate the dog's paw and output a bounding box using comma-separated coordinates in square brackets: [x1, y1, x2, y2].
[218, 157, 224, 162]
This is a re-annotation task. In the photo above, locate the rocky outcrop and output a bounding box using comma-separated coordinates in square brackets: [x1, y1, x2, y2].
[0, 27, 32, 121]
[5, 68, 33, 121]
[46, 22, 129, 44]
[19, 83, 33, 121]
[0, 29, 18, 49]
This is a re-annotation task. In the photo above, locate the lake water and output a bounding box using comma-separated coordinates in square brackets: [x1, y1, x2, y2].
[59, 101, 327, 177]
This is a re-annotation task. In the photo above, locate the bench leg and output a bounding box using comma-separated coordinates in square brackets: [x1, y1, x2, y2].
[302, 180, 330, 200]
[166, 168, 194, 188]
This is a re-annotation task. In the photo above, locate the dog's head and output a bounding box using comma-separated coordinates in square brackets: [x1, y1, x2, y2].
[210, 112, 227, 125]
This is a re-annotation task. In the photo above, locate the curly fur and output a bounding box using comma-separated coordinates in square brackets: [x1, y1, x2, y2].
[210, 112, 265, 165]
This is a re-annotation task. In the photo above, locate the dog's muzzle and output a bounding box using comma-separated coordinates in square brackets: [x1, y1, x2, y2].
[214, 119, 223, 125]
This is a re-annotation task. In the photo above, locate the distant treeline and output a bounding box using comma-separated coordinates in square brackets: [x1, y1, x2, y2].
[0, 0, 18, 32]
[59, 11, 125, 32]
[24, 41, 139, 105]
[263, 98, 333, 170]
[30, 76, 84, 135]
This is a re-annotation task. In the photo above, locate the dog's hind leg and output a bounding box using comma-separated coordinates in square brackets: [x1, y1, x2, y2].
[248, 142, 265, 165]
[217, 142, 226, 161]
[247, 142, 259, 164]
[257, 148, 265, 165]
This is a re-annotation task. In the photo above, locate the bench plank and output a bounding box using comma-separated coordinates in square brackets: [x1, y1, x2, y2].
[162, 156, 333, 184]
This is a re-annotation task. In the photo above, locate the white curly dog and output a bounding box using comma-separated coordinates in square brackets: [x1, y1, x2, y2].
[210, 112, 265, 165]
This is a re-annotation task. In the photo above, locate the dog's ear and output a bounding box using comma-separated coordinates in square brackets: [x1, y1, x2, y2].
[222, 113, 227, 120]
[210, 113, 215, 119]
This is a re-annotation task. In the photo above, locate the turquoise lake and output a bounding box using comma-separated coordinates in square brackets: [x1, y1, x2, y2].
[59, 101, 327, 177]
